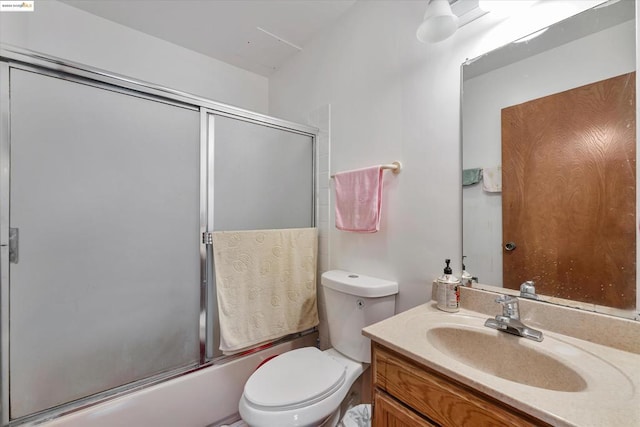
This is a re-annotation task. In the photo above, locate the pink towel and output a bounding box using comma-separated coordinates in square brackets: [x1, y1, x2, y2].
[334, 165, 384, 233]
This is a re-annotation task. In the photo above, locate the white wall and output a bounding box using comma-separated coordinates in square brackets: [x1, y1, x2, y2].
[0, 0, 268, 113]
[269, 0, 605, 313]
[463, 20, 635, 286]
[308, 105, 333, 349]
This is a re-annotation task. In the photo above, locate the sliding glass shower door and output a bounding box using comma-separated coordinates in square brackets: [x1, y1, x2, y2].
[206, 113, 315, 358]
[0, 55, 316, 424]
[6, 68, 202, 419]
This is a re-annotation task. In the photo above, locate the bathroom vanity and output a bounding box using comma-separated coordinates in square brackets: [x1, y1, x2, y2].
[371, 343, 545, 426]
[363, 288, 640, 427]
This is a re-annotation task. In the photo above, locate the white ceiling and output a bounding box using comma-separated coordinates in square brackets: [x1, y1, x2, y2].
[60, 0, 357, 77]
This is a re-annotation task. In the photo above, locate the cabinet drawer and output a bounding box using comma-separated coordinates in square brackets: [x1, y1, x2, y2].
[373, 343, 548, 427]
[373, 389, 437, 427]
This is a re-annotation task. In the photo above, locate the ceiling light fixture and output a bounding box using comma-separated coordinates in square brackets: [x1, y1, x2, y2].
[416, 0, 459, 43]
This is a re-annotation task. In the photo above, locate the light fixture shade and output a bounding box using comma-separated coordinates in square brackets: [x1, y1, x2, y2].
[416, 0, 459, 43]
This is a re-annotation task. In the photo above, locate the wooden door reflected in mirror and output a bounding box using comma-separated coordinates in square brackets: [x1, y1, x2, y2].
[502, 72, 636, 310]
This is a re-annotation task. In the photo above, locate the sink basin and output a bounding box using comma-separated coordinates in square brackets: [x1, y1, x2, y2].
[428, 326, 586, 391]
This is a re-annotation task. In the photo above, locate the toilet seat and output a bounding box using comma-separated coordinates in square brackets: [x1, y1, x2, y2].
[239, 348, 365, 427]
[244, 347, 346, 410]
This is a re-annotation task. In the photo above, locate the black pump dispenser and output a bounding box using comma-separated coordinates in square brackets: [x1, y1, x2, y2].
[443, 259, 452, 275]
[436, 258, 460, 312]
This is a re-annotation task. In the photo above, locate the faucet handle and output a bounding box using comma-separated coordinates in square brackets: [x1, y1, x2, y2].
[495, 295, 520, 319]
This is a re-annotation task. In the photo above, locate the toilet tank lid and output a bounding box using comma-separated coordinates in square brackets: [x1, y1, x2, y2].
[321, 270, 398, 297]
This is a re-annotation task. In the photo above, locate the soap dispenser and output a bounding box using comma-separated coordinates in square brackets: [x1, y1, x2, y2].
[436, 259, 460, 312]
[461, 256, 473, 287]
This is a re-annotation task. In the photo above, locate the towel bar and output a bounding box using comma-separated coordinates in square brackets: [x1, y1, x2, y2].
[330, 161, 402, 178]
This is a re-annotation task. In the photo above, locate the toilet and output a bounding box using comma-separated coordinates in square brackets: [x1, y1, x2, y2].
[238, 270, 398, 427]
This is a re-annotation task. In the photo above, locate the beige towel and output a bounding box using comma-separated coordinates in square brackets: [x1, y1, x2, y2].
[482, 165, 502, 192]
[212, 228, 319, 353]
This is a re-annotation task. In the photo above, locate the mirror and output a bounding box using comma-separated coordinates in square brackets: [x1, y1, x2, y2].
[462, 0, 637, 320]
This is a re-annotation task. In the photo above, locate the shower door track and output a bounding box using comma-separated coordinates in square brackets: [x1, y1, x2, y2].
[0, 45, 317, 135]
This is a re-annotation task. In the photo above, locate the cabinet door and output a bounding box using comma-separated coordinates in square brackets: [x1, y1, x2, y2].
[373, 390, 437, 427]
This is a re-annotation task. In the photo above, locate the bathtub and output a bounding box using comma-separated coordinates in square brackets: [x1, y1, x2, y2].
[40, 334, 318, 427]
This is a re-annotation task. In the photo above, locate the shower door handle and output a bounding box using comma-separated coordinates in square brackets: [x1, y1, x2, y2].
[9, 227, 18, 264]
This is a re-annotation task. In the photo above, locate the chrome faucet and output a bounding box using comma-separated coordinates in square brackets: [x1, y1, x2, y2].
[519, 280, 538, 300]
[484, 295, 543, 342]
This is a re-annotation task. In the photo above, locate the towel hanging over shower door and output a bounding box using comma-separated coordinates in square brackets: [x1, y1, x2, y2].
[211, 227, 319, 353]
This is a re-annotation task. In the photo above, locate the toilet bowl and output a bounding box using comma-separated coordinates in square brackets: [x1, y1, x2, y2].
[239, 347, 363, 426]
[238, 270, 398, 427]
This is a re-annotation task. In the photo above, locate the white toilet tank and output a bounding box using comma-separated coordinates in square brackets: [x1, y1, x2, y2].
[321, 270, 398, 363]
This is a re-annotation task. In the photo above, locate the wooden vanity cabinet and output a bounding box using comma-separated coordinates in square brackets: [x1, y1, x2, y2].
[371, 343, 550, 427]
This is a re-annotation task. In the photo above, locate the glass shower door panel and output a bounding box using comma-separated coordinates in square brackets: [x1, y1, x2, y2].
[208, 114, 314, 358]
[8, 69, 201, 418]
[212, 115, 314, 230]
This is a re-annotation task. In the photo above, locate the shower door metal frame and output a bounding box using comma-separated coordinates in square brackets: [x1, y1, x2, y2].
[0, 44, 317, 426]
[0, 61, 11, 427]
